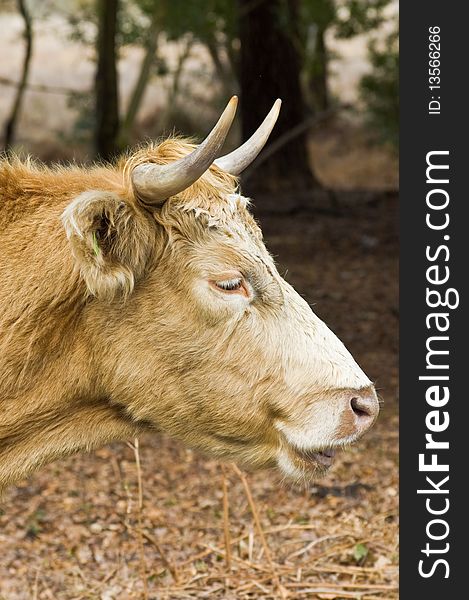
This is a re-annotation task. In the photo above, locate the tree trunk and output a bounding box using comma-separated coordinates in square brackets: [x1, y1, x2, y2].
[3, 0, 33, 152]
[238, 0, 320, 195]
[119, 9, 159, 148]
[310, 25, 329, 112]
[95, 0, 120, 161]
[168, 37, 194, 104]
[205, 34, 236, 97]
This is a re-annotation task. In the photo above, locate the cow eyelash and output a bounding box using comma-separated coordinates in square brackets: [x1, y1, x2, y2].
[215, 277, 243, 291]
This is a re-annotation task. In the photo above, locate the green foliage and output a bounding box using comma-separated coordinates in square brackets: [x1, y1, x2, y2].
[65, 0, 153, 47]
[64, 0, 96, 45]
[149, 0, 236, 44]
[25, 508, 47, 540]
[353, 542, 369, 563]
[65, 88, 95, 146]
[334, 0, 390, 38]
[299, 0, 393, 111]
[360, 28, 399, 149]
[301, 0, 336, 30]
[299, 0, 393, 46]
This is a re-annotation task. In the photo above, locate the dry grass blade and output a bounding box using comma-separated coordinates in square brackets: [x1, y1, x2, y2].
[31, 569, 39, 600]
[316, 563, 398, 575]
[176, 523, 307, 568]
[201, 543, 272, 573]
[283, 588, 371, 598]
[221, 465, 232, 572]
[141, 529, 180, 582]
[308, 537, 373, 563]
[231, 463, 288, 599]
[285, 533, 350, 560]
[128, 438, 149, 600]
[285, 581, 398, 591]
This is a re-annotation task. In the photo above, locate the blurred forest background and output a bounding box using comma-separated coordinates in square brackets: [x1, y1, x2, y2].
[1, 0, 398, 193]
[0, 1, 399, 599]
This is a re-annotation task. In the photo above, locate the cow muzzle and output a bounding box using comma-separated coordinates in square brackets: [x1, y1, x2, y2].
[336, 385, 379, 440]
[276, 385, 379, 479]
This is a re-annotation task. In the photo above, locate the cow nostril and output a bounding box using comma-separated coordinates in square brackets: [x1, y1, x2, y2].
[342, 388, 379, 438]
[350, 396, 375, 419]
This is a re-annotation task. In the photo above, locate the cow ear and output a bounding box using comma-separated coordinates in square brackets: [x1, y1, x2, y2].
[62, 190, 154, 301]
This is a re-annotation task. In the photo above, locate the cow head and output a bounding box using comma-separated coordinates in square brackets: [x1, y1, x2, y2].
[62, 97, 378, 482]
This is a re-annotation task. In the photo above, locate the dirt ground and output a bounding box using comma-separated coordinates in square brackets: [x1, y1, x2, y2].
[0, 186, 398, 599]
[1, 5, 399, 597]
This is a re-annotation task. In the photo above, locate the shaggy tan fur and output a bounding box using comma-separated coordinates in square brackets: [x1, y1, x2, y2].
[0, 140, 376, 493]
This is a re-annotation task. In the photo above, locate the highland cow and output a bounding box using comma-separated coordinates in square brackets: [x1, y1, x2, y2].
[0, 97, 378, 492]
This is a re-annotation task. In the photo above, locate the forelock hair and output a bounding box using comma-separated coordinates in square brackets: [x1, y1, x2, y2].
[122, 138, 241, 212]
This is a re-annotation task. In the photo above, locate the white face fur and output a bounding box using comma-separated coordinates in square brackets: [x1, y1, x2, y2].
[170, 192, 378, 480]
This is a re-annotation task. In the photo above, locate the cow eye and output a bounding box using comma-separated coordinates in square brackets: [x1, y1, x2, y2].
[215, 277, 243, 292]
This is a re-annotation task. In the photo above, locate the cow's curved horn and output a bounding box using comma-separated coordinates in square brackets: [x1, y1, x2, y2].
[214, 99, 281, 175]
[132, 96, 238, 205]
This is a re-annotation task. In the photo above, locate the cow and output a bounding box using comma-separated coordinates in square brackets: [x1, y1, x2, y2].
[0, 97, 378, 493]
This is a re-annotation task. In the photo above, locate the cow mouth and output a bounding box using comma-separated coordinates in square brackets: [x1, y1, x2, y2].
[293, 447, 337, 469]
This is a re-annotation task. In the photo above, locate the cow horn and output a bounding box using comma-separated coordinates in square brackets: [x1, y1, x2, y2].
[214, 98, 281, 175]
[132, 96, 238, 205]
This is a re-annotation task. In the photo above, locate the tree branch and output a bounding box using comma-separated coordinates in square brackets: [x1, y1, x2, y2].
[3, 0, 33, 151]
